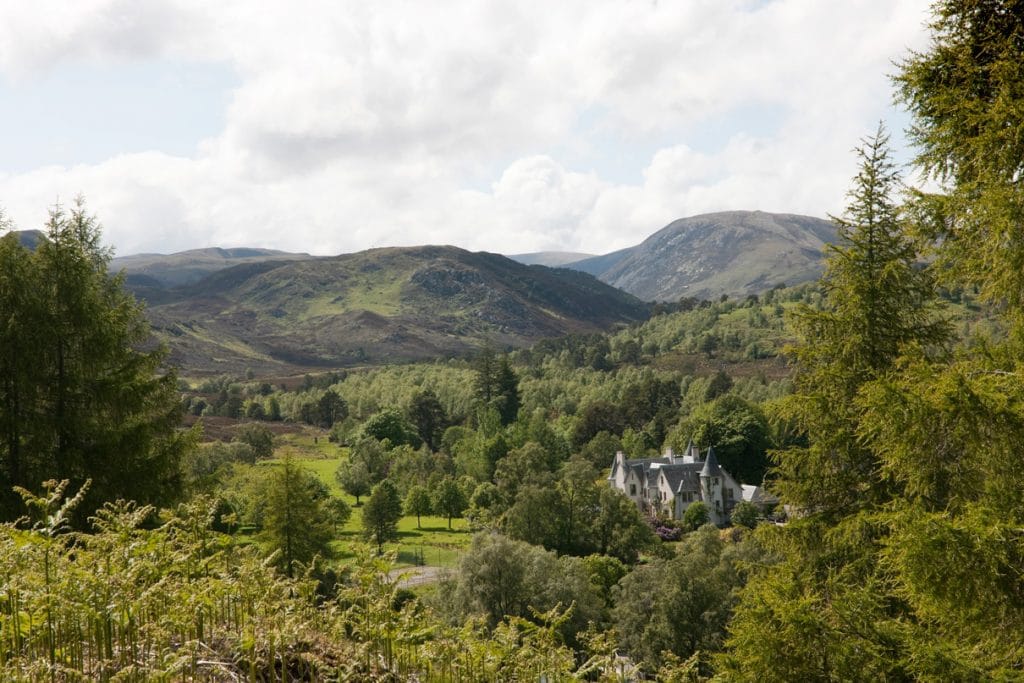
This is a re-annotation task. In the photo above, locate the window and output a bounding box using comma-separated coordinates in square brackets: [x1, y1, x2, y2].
[630, 484, 636, 496]
[726, 487, 734, 500]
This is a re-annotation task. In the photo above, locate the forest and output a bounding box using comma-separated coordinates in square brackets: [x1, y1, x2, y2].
[2, 1, 1024, 680]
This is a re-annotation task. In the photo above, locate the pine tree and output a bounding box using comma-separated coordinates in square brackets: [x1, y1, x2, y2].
[772, 124, 950, 516]
[0, 200, 192, 521]
[895, 0, 1024, 308]
[493, 356, 520, 425]
[721, 128, 952, 679]
[472, 347, 520, 425]
[261, 457, 335, 578]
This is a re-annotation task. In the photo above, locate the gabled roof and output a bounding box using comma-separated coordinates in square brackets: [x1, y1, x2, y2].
[700, 446, 723, 478]
[658, 464, 702, 493]
[626, 457, 671, 468]
[741, 484, 779, 505]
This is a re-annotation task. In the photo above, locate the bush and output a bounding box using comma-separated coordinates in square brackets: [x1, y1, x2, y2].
[682, 502, 710, 531]
[730, 500, 760, 529]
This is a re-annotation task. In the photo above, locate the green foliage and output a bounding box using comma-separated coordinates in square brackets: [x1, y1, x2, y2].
[0, 482, 603, 680]
[704, 369, 733, 401]
[895, 0, 1024, 308]
[579, 431, 623, 470]
[0, 201, 193, 521]
[406, 388, 448, 451]
[232, 422, 274, 463]
[723, 71, 1024, 676]
[404, 484, 432, 528]
[444, 532, 605, 647]
[260, 457, 336, 577]
[362, 479, 403, 552]
[317, 388, 348, 427]
[474, 348, 521, 425]
[730, 500, 760, 529]
[432, 476, 468, 529]
[360, 408, 423, 449]
[672, 394, 771, 484]
[681, 502, 710, 531]
[772, 125, 951, 516]
[581, 554, 628, 607]
[592, 486, 657, 564]
[335, 456, 373, 505]
[612, 525, 766, 673]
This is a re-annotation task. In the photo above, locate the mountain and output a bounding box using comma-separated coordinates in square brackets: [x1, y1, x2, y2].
[566, 211, 837, 301]
[508, 251, 596, 267]
[7, 230, 45, 250]
[144, 245, 650, 375]
[111, 247, 313, 289]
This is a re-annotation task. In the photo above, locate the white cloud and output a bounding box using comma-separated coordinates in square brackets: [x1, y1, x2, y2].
[0, 0, 934, 256]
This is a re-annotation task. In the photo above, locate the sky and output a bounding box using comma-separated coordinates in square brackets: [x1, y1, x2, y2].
[0, 0, 934, 258]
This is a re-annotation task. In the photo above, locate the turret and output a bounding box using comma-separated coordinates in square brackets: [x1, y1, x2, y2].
[700, 446, 725, 524]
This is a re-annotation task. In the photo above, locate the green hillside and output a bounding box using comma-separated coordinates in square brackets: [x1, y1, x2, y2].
[145, 245, 651, 375]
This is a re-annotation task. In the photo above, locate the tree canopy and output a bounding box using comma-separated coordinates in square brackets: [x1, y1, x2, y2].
[0, 201, 193, 521]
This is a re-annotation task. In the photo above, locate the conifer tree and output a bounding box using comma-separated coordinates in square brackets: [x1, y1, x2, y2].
[895, 0, 1024, 308]
[772, 123, 950, 516]
[261, 457, 335, 578]
[721, 128, 952, 679]
[0, 200, 192, 521]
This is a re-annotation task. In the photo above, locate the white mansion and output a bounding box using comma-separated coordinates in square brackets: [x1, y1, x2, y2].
[608, 441, 761, 526]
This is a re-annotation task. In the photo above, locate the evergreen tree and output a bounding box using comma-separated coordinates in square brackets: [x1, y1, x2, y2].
[895, 0, 1024, 308]
[721, 127, 954, 679]
[406, 389, 447, 451]
[362, 480, 403, 552]
[0, 201, 192, 521]
[317, 389, 348, 428]
[493, 356, 520, 425]
[261, 457, 335, 578]
[472, 346, 498, 403]
[472, 347, 520, 425]
[773, 124, 950, 516]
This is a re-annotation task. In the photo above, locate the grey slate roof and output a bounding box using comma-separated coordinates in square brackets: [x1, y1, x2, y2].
[659, 464, 702, 493]
[700, 446, 723, 478]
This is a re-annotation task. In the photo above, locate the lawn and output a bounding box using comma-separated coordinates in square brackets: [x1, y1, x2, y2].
[272, 452, 474, 569]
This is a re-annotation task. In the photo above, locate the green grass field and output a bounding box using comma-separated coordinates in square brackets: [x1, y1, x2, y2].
[272, 450, 473, 569]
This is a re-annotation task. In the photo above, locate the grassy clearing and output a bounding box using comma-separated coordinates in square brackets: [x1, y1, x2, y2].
[273, 432, 343, 465]
[270, 450, 473, 569]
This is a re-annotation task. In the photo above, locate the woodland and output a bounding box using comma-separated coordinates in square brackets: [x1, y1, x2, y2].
[1, 1, 1024, 680]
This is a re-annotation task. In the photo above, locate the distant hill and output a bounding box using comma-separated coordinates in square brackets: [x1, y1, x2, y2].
[6, 230, 46, 250]
[566, 211, 837, 301]
[508, 251, 596, 267]
[143, 245, 650, 375]
[111, 247, 313, 288]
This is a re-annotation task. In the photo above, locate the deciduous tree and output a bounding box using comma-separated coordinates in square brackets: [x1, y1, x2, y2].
[404, 485, 432, 529]
[362, 479, 403, 552]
